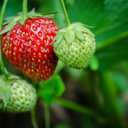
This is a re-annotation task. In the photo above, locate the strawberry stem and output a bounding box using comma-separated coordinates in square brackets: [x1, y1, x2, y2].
[44, 103, 50, 128]
[31, 108, 38, 128]
[0, 0, 8, 31]
[60, 0, 70, 27]
[22, 0, 28, 24]
[23, 0, 27, 17]
[0, 0, 9, 80]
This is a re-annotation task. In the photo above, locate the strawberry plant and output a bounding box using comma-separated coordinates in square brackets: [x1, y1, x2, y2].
[0, 0, 128, 128]
[53, 0, 96, 69]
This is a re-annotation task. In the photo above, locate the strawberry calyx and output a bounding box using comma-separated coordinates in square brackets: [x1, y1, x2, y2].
[53, 22, 95, 45]
[0, 73, 22, 86]
[0, 8, 58, 35]
[0, 73, 23, 107]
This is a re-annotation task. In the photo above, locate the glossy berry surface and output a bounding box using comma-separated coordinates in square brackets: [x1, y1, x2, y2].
[1, 17, 59, 82]
[0, 78, 37, 113]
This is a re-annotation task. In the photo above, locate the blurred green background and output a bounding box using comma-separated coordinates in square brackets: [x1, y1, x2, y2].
[0, 0, 128, 128]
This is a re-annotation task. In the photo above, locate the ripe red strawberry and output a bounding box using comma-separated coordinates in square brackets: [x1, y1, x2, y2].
[1, 17, 59, 82]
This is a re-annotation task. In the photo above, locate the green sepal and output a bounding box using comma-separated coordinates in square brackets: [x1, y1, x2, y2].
[64, 29, 74, 43]
[20, 17, 27, 25]
[53, 22, 95, 46]
[0, 15, 22, 35]
[7, 73, 22, 80]
[0, 80, 10, 107]
[46, 32, 63, 46]
[74, 29, 85, 40]
[0, 74, 25, 107]
[26, 8, 42, 18]
[0, 21, 16, 35]
[82, 23, 95, 28]
[0, 8, 58, 35]
[78, 24, 95, 36]
[4, 16, 14, 21]
[53, 32, 64, 44]
[41, 11, 58, 16]
[26, 8, 58, 19]
[2, 16, 14, 25]
[47, 32, 63, 46]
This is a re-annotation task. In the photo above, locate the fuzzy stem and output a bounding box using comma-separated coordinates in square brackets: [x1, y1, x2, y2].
[0, 0, 9, 80]
[31, 108, 38, 128]
[44, 103, 50, 128]
[22, 0, 28, 19]
[60, 0, 70, 27]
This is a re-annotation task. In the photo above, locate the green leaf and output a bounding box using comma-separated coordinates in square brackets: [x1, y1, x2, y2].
[97, 40, 128, 69]
[104, 0, 128, 13]
[42, 92, 53, 105]
[112, 71, 128, 93]
[89, 55, 99, 71]
[0, 81, 10, 107]
[65, 0, 75, 6]
[99, 71, 126, 127]
[0, 21, 16, 35]
[74, 29, 85, 40]
[40, 75, 65, 97]
[39, 75, 65, 105]
[64, 30, 74, 43]
[27, 8, 57, 19]
[41, 11, 58, 15]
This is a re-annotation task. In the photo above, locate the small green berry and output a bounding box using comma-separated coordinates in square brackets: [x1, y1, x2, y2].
[0, 76, 37, 113]
[53, 23, 96, 69]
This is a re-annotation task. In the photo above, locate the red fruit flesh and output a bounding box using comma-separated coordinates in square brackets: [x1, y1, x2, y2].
[1, 17, 59, 82]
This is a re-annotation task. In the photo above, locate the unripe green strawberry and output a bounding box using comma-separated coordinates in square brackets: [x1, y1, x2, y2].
[53, 23, 96, 69]
[0, 76, 37, 113]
